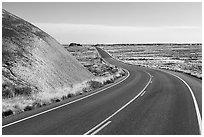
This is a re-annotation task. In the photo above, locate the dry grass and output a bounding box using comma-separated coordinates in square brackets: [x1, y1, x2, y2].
[2, 73, 124, 116]
[2, 96, 34, 112]
[33, 81, 89, 103]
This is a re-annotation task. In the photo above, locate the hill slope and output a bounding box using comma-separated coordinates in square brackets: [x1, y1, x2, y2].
[2, 9, 94, 98]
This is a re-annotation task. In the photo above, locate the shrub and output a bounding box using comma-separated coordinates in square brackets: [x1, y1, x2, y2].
[121, 72, 125, 76]
[51, 98, 61, 103]
[56, 99, 61, 102]
[61, 96, 67, 100]
[82, 87, 91, 92]
[2, 88, 14, 98]
[33, 102, 42, 108]
[24, 105, 34, 111]
[2, 109, 13, 118]
[110, 68, 117, 73]
[79, 92, 83, 95]
[15, 86, 32, 96]
[67, 93, 74, 98]
[88, 81, 103, 89]
[104, 79, 114, 85]
[2, 83, 14, 98]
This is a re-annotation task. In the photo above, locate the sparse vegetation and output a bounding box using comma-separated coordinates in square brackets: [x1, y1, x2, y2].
[2, 9, 127, 118]
[88, 80, 103, 89]
[2, 48, 126, 118]
[2, 82, 34, 99]
[99, 44, 202, 79]
[2, 82, 33, 99]
[2, 70, 126, 118]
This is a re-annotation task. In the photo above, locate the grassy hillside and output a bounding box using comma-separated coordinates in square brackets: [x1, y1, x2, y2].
[2, 9, 94, 99]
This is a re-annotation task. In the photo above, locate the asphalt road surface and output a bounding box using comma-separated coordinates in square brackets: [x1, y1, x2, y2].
[2, 47, 202, 135]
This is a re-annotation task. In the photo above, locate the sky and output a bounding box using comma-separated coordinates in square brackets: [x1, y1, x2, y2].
[2, 2, 202, 44]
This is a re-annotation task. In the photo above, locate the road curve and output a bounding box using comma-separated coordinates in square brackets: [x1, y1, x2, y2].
[2, 47, 201, 135]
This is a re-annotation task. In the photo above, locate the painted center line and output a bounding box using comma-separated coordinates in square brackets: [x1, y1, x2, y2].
[90, 121, 112, 135]
[84, 72, 152, 135]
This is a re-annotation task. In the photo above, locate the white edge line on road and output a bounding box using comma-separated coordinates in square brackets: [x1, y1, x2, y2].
[140, 91, 146, 97]
[84, 72, 152, 135]
[99, 48, 202, 134]
[90, 121, 112, 135]
[163, 71, 202, 134]
[2, 69, 130, 128]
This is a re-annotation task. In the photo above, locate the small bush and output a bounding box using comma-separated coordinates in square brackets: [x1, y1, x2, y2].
[110, 68, 117, 73]
[51, 98, 61, 103]
[2, 109, 13, 118]
[61, 96, 67, 100]
[2, 83, 14, 98]
[79, 92, 83, 95]
[42, 102, 47, 106]
[2, 88, 14, 98]
[56, 99, 61, 102]
[33, 102, 42, 108]
[121, 72, 125, 76]
[24, 105, 34, 111]
[82, 87, 91, 93]
[104, 79, 114, 85]
[15, 86, 32, 96]
[67, 93, 74, 98]
[88, 81, 103, 89]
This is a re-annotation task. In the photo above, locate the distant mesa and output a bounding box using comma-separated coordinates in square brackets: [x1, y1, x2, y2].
[2, 9, 94, 98]
[69, 43, 82, 47]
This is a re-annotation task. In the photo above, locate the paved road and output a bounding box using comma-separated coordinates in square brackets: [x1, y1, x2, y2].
[2, 47, 201, 135]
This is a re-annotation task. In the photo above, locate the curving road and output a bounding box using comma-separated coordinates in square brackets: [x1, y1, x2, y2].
[2, 47, 201, 135]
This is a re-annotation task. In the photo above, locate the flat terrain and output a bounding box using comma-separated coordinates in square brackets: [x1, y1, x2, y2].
[2, 48, 201, 135]
[100, 44, 202, 79]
